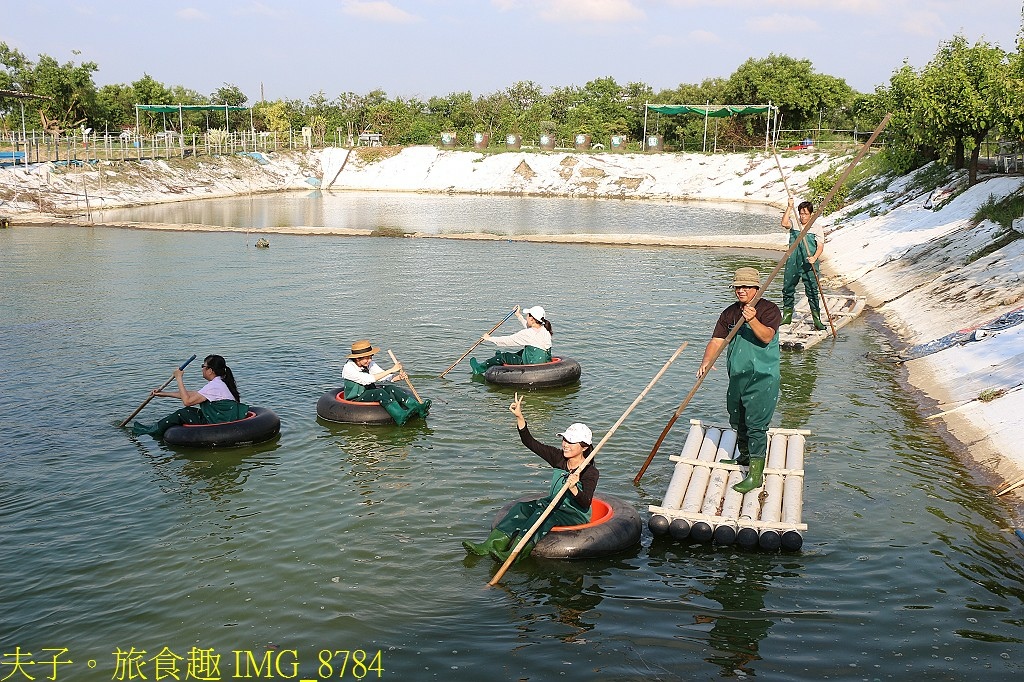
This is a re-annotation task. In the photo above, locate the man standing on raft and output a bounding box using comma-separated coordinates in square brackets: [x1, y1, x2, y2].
[697, 268, 781, 493]
[781, 198, 827, 330]
[343, 340, 430, 425]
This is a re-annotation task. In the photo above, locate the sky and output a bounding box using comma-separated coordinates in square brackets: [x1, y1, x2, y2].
[2, 0, 1021, 103]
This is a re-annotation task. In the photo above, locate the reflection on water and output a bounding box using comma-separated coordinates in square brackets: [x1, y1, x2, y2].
[98, 190, 778, 237]
[316, 418, 432, 506]
[703, 551, 776, 676]
[778, 348, 820, 429]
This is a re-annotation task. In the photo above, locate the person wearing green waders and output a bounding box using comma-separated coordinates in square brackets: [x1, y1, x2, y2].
[342, 340, 430, 425]
[781, 198, 826, 330]
[470, 305, 552, 375]
[132, 354, 249, 439]
[462, 392, 598, 565]
[697, 268, 782, 493]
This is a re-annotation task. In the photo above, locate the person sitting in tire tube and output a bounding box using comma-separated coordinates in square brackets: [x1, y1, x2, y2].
[471, 305, 553, 375]
[132, 354, 250, 439]
[342, 340, 430, 425]
[462, 392, 598, 566]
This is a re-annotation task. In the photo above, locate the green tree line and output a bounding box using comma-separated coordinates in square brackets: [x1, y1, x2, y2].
[2, 20, 1023, 184]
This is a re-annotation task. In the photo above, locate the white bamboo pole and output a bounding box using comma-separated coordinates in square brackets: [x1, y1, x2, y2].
[680, 427, 721, 514]
[736, 480, 763, 548]
[650, 420, 705, 539]
[758, 433, 789, 550]
[660, 422, 704, 509]
[781, 433, 806, 550]
[695, 429, 737, 541]
[713, 466, 747, 545]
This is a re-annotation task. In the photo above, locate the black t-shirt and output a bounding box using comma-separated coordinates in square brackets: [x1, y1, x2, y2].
[712, 299, 782, 339]
[518, 423, 599, 511]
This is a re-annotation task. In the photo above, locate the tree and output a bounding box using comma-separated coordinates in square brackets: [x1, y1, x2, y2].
[211, 82, 247, 106]
[873, 62, 932, 175]
[918, 35, 1007, 184]
[725, 54, 855, 134]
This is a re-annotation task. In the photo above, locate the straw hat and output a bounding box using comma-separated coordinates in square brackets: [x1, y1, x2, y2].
[347, 339, 380, 358]
[732, 268, 762, 288]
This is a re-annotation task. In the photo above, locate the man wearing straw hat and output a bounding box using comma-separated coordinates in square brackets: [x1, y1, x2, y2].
[342, 340, 430, 425]
[697, 268, 781, 493]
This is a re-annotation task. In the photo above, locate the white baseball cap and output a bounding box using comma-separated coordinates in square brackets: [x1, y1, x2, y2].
[558, 422, 592, 445]
[523, 305, 546, 321]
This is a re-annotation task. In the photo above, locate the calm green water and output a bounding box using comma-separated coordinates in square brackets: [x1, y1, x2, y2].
[2, 203, 1023, 681]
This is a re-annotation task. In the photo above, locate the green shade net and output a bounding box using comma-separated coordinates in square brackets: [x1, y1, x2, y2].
[648, 105, 771, 117]
[135, 104, 247, 112]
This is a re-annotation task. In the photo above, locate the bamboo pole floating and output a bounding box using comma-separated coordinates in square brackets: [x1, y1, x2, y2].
[438, 307, 519, 378]
[693, 429, 736, 542]
[713, 469, 746, 545]
[773, 151, 836, 338]
[995, 475, 1024, 497]
[758, 433, 789, 550]
[634, 113, 891, 485]
[648, 421, 705, 539]
[680, 427, 722, 542]
[387, 349, 422, 403]
[488, 341, 688, 587]
[119, 354, 198, 428]
[781, 434, 806, 551]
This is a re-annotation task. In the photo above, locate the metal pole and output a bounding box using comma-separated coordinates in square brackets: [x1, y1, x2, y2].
[638, 100, 647, 151]
[702, 100, 709, 152]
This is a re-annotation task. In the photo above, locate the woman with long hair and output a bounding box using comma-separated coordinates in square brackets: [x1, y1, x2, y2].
[470, 305, 553, 375]
[132, 354, 249, 439]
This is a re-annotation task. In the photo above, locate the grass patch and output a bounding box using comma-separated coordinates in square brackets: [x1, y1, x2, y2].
[846, 152, 894, 202]
[965, 229, 1023, 265]
[978, 387, 1007, 402]
[964, 192, 1024, 264]
[370, 226, 409, 237]
[973, 192, 1024, 230]
[355, 146, 402, 164]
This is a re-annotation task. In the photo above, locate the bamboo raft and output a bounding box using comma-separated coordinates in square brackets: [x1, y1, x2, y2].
[648, 419, 810, 551]
[779, 293, 866, 350]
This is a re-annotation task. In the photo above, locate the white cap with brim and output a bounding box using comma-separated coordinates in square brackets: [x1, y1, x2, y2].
[558, 422, 592, 445]
[522, 305, 546, 320]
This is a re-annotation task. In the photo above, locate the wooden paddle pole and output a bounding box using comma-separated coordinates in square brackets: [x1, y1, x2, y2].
[387, 349, 423, 403]
[488, 342, 688, 587]
[119, 354, 198, 427]
[438, 306, 519, 378]
[773, 152, 836, 338]
[996, 475, 1024, 497]
[633, 114, 891, 485]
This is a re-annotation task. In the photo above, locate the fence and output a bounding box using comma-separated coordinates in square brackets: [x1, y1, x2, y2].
[0, 129, 319, 165]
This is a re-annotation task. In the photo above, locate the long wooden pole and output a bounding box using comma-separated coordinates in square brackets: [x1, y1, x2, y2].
[438, 307, 519, 378]
[996, 475, 1024, 497]
[489, 341, 688, 586]
[633, 113, 891, 485]
[119, 354, 198, 427]
[773, 151, 836, 338]
[387, 349, 423, 403]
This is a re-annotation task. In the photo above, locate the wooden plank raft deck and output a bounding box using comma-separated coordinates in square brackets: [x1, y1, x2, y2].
[779, 293, 866, 351]
[648, 419, 811, 551]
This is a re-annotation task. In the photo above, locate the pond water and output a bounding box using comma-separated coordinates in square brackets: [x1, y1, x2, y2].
[96, 190, 776, 236]
[2, 196, 1023, 681]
